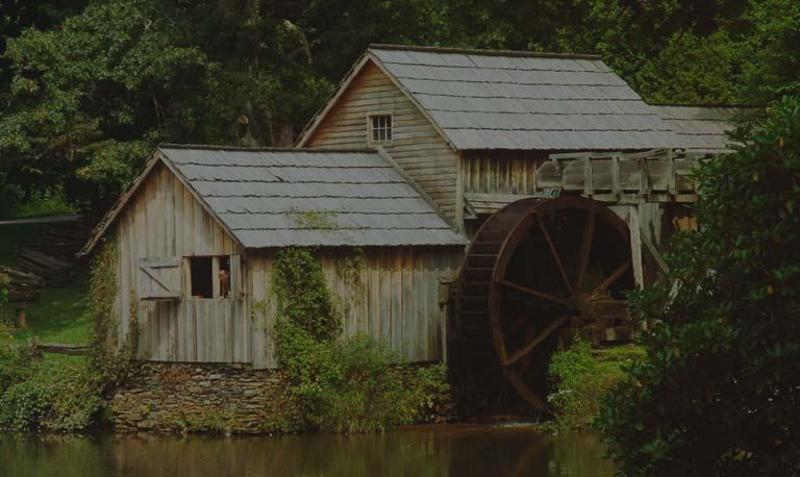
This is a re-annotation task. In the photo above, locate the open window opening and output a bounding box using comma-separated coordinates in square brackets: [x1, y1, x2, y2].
[187, 255, 239, 299]
[189, 257, 213, 298]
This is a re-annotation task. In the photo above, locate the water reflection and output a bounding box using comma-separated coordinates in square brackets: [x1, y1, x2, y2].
[0, 425, 614, 477]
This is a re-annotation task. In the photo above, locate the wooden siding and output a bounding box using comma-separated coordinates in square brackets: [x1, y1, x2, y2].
[247, 248, 462, 368]
[463, 150, 548, 196]
[115, 162, 246, 362]
[111, 162, 462, 367]
[306, 61, 459, 224]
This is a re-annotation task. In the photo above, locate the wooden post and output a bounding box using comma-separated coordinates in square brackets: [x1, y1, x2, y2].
[212, 256, 221, 299]
[629, 205, 645, 289]
[16, 306, 27, 329]
[639, 157, 650, 199]
[666, 149, 676, 197]
[611, 155, 621, 200]
[583, 155, 593, 197]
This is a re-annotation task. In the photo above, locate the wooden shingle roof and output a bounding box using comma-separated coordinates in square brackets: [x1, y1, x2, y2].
[650, 105, 758, 153]
[81, 145, 465, 254]
[300, 44, 683, 151]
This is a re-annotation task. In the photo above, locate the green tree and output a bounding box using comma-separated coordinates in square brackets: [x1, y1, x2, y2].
[737, 0, 800, 103]
[597, 96, 800, 476]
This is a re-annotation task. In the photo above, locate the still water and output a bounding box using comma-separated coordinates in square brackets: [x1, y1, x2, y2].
[0, 425, 615, 477]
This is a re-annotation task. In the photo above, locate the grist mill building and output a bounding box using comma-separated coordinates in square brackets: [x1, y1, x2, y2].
[84, 45, 747, 410]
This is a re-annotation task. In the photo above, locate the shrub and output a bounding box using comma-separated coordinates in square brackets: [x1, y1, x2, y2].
[547, 341, 643, 432]
[0, 238, 125, 432]
[0, 353, 104, 431]
[596, 96, 800, 476]
[0, 380, 48, 430]
[272, 248, 450, 433]
[0, 346, 34, 395]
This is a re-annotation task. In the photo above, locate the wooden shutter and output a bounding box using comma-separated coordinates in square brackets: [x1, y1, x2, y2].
[229, 255, 243, 297]
[137, 257, 182, 300]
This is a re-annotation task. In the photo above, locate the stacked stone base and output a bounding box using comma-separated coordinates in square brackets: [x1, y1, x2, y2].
[110, 363, 299, 434]
[110, 362, 456, 434]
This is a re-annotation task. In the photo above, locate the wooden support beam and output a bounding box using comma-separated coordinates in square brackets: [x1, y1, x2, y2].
[583, 155, 593, 196]
[629, 206, 645, 289]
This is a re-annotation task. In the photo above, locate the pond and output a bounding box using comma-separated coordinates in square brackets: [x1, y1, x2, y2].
[0, 425, 615, 477]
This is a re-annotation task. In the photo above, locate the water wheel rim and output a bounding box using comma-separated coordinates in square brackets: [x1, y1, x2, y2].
[487, 196, 632, 412]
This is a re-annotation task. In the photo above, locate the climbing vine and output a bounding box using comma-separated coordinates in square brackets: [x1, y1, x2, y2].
[272, 247, 339, 342]
[89, 236, 135, 390]
[270, 247, 450, 433]
[333, 248, 366, 320]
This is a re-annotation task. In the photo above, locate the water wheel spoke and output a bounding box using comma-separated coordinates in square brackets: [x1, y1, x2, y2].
[502, 315, 570, 367]
[496, 279, 571, 307]
[574, 208, 597, 291]
[536, 215, 573, 294]
[590, 262, 631, 297]
[505, 371, 551, 414]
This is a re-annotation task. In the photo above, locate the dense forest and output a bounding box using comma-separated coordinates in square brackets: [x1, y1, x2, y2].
[0, 0, 798, 214]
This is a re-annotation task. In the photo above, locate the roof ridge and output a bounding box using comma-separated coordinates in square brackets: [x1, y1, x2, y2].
[159, 143, 378, 154]
[368, 43, 602, 61]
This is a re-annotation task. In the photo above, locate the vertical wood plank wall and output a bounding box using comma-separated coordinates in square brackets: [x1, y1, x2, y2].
[306, 61, 459, 223]
[115, 162, 246, 363]
[247, 248, 462, 368]
[112, 162, 462, 367]
[462, 151, 547, 196]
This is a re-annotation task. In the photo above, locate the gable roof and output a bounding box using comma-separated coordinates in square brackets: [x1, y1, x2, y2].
[298, 44, 682, 151]
[650, 104, 758, 153]
[81, 145, 465, 254]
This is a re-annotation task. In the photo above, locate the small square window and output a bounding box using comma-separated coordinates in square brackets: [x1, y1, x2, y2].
[369, 114, 392, 143]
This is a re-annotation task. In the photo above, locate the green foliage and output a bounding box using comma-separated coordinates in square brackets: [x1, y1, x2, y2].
[290, 210, 337, 230]
[272, 247, 450, 433]
[0, 349, 103, 431]
[272, 247, 340, 342]
[2, 0, 800, 215]
[0, 272, 8, 306]
[89, 237, 136, 391]
[5, 189, 75, 219]
[596, 96, 800, 476]
[0, 237, 136, 432]
[547, 341, 643, 432]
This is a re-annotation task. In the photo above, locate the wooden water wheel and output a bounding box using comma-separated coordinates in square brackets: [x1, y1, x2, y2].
[455, 196, 637, 412]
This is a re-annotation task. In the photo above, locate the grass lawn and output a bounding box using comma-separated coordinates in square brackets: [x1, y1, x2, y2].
[6, 271, 92, 346]
[1, 270, 92, 348]
[1, 223, 92, 347]
[0, 192, 75, 220]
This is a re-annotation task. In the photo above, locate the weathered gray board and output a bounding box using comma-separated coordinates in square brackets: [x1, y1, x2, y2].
[112, 162, 461, 368]
[537, 149, 701, 204]
[304, 60, 459, 224]
[247, 248, 462, 368]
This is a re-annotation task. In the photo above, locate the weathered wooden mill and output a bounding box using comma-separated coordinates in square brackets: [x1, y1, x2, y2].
[85, 44, 750, 414]
[298, 44, 749, 411]
[453, 150, 704, 411]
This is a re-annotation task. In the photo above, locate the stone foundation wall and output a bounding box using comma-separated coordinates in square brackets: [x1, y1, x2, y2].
[110, 363, 299, 434]
[110, 362, 456, 434]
